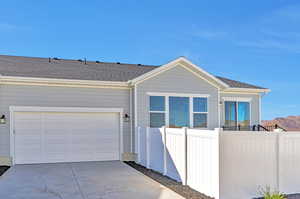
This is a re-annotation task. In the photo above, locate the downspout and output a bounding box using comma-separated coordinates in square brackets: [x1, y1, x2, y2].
[134, 84, 138, 153]
[259, 92, 267, 125]
[218, 88, 221, 128]
[129, 87, 132, 153]
[128, 80, 137, 154]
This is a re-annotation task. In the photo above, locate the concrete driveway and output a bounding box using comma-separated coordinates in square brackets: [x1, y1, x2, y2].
[0, 161, 184, 199]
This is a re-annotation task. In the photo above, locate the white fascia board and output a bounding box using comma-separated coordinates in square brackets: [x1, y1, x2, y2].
[179, 57, 229, 88]
[128, 58, 181, 85]
[128, 57, 229, 89]
[0, 75, 130, 89]
[222, 87, 271, 94]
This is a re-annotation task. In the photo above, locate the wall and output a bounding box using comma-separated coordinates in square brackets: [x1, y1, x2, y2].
[0, 84, 131, 162]
[136, 64, 219, 129]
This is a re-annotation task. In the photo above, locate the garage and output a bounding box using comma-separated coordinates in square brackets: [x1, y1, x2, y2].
[10, 107, 123, 164]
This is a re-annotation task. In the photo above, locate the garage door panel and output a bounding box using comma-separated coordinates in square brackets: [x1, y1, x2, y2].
[94, 155, 118, 161]
[15, 147, 43, 164]
[14, 111, 120, 164]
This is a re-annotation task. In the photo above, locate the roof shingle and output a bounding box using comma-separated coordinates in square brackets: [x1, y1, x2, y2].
[0, 55, 266, 89]
[215, 76, 266, 89]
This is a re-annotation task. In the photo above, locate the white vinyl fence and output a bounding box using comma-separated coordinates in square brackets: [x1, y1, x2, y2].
[135, 127, 300, 199]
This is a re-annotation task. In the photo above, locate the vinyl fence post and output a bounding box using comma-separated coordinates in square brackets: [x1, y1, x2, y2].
[215, 128, 222, 199]
[163, 126, 167, 176]
[146, 127, 150, 169]
[182, 127, 188, 186]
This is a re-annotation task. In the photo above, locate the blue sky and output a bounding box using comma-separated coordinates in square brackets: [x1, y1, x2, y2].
[0, 0, 299, 120]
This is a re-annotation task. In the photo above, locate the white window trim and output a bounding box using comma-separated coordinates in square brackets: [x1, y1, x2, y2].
[223, 101, 252, 127]
[147, 92, 210, 98]
[9, 106, 124, 165]
[191, 97, 209, 129]
[149, 96, 166, 128]
[222, 97, 252, 102]
[148, 93, 210, 129]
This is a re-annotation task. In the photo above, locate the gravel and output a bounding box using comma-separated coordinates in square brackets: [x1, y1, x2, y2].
[125, 161, 212, 199]
[0, 166, 9, 176]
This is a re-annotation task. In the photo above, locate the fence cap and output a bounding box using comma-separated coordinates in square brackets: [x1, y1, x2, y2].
[214, 128, 223, 132]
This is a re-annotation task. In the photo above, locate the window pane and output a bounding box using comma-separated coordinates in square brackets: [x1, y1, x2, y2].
[150, 113, 165, 127]
[225, 101, 237, 126]
[150, 96, 165, 111]
[169, 97, 190, 128]
[193, 97, 207, 112]
[238, 102, 250, 126]
[193, 113, 207, 128]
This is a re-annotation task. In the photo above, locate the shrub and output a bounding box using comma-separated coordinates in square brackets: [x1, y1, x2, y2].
[259, 187, 286, 199]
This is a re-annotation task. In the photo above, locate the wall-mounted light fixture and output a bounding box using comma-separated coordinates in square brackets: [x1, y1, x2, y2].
[0, 115, 6, 124]
[123, 114, 130, 122]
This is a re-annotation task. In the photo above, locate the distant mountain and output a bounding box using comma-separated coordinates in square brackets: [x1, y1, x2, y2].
[262, 116, 300, 131]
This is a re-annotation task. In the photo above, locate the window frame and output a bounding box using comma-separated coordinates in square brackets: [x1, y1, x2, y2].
[223, 99, 252, 127]
[148, 92, 210, 129]
[149, 96, 166, 128]
[191, 97, 209, 129]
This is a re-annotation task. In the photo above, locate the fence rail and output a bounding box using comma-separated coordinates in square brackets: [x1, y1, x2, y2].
[135, 127, 300, 199]
[222, 124, 287, 132]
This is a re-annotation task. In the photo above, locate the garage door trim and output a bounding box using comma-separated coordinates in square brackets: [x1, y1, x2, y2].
[9, 106, 124, 165]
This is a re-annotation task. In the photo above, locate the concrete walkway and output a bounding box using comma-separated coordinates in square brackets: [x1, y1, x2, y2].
[0, 161, 184, 199]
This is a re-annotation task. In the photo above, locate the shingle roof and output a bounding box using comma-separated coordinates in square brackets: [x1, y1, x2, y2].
[215, 76, 266, 89]
[0, 55, 266, 89]
[0, 55, 157, 82]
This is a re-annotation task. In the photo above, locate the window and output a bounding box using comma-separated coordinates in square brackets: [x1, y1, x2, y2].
[149, 96, 165, 127]
[169, 97, 190, 128]
[193, 97, 208, 128]
[238, 102, 250, 126]
[149, 94, 209, 128]
[225, 101, 237, 126]
[225, 101, 250, 127]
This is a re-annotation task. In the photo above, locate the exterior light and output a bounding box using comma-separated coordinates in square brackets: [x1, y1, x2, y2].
[123, 114, 130, 122]
[0, 115, 6, 124]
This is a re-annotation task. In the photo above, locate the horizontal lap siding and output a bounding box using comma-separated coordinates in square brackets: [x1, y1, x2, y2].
[136, 65, 219, 129]
[0, 85, 130, 157]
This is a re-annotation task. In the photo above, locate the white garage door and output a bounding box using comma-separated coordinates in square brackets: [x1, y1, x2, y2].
[14, 111, 120, 164]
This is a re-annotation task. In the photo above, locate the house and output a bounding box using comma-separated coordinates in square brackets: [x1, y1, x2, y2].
[0, 55, 270, 165]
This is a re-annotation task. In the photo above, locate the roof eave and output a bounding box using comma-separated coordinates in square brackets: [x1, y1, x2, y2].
[0, 75, 130, 88]
[223, 87, 271, 93]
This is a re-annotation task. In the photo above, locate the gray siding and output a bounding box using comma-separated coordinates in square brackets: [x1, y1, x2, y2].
[136, 65, 219, 129]
[0, 85, 131, 157]
[220, 93, 261, 126]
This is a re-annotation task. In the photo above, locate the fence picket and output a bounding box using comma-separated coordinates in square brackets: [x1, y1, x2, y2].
[183, 127, 187, 186]
[162, 126, 167, 175]
[146, 127, 150, 169]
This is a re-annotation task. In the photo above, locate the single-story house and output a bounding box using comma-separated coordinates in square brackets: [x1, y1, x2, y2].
[0, 55, 270, 165]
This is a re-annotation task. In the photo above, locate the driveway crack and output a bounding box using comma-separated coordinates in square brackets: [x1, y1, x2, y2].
[69, 163, 86, 199]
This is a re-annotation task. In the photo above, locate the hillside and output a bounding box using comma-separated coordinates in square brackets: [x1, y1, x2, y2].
[262, 116, 300, 131]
